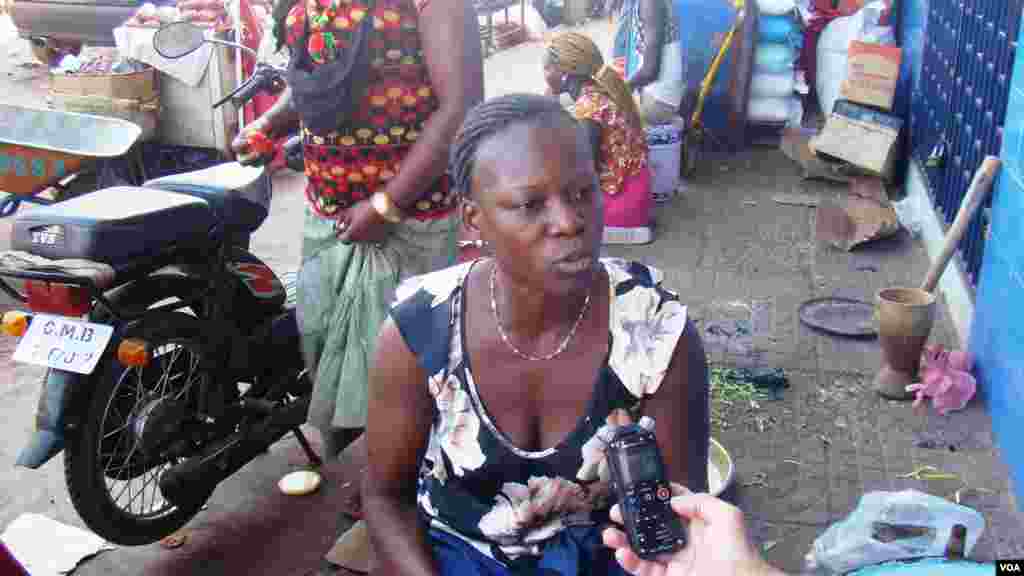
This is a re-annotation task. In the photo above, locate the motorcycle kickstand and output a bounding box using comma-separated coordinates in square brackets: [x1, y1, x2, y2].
[292, 427, 323, 467]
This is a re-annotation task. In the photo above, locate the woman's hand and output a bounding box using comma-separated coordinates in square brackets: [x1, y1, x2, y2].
[337, 200, 394, 244]
[602, 492, 786, 576]
[231, 122, 274, 166]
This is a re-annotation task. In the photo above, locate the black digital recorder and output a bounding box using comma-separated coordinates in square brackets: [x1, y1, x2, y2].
[606, 423, 687, 560]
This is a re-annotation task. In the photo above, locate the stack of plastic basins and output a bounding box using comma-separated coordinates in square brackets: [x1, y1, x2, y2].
[748, 0, 802, 134]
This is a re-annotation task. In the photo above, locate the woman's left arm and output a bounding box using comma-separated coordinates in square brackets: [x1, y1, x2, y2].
[626, 0, 664, 91]
[385, 0, 485, 210]
[644, 317, 710, 492]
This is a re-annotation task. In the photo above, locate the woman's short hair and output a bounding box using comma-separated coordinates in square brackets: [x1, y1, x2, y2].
[449, 94, 575, 200]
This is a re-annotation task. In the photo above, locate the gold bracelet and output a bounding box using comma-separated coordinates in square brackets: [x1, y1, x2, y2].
[371, 192, 403, 224]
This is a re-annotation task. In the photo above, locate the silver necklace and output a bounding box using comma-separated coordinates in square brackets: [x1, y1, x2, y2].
[489, 262, 592, 361]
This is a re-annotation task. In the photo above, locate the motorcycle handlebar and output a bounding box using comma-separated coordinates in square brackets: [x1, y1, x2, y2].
[213, 64, 286, 110]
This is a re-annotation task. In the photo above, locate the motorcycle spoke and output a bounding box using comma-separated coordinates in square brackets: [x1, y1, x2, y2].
[101, 420, 133, 441]
[95, 333, 208, 521]
[128, 465, 161, 513]
[174, 359, 203, 402]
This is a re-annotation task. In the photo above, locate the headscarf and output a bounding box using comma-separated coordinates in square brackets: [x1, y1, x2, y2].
[546, 31, 644, 133]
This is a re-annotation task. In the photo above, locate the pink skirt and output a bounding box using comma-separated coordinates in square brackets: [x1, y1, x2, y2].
[604, 166, 652, 228]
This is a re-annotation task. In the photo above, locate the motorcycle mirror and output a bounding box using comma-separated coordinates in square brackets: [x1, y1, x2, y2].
[153, 21, 207, 59]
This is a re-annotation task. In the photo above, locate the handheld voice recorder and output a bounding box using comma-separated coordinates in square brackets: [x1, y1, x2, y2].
[606, 422, 687, 560]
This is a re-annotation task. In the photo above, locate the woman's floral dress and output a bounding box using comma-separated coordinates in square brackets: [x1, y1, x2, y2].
[390, 258, 689, 567]
[572, 83, 649, 198]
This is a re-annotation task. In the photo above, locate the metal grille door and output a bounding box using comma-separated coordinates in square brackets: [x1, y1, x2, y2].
[910, 0, 1022, 286]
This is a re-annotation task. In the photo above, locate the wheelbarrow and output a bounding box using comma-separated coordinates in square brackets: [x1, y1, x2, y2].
[0, 103, 142, 217]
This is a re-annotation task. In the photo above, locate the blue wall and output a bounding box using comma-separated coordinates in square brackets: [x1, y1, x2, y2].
[898, 0, 1024, 502]
[969, 8, 1024, 505]
[894, 0, 928, 183]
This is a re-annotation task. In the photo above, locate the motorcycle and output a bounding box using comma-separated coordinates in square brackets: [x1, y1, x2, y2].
[0, 21, 320, 546]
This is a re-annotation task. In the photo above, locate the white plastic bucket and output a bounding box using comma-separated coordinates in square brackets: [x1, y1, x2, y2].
[646, 125, 681, 201]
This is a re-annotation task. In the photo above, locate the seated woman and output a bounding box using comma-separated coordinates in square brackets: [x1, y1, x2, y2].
[615, 0, 683, 126]
[363, 94, 709, 575]
[544, 32, 653, 246]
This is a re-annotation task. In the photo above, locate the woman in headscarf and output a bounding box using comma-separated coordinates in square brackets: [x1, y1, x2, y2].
[544, 32, 652, 245]
[235, 0, 484, 551]
[613, 0, 683, 126]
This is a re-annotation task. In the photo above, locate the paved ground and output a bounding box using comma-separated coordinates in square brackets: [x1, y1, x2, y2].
[1, 14, 1022, 576]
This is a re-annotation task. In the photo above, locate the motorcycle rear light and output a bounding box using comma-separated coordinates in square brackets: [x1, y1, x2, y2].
[117, 339, 151, 367]
[1, 311, 30, 337]
[25, 281, 91, 316]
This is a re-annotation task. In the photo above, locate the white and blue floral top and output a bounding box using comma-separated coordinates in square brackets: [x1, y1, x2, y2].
[389, 258, 689, 565]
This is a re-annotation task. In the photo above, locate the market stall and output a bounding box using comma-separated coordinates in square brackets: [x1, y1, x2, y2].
[43, 0, 285, 181]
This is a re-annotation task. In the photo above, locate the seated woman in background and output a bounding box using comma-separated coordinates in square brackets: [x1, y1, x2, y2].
[544, 32, 653, 246]
[615, 0, 683, 126]
[362, 94, 709, 575]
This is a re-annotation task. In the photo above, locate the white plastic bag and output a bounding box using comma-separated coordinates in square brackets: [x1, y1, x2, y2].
[748, 96, 803, 126]
[751, 72, 796, 98]
[755, 42, 797, 73]
[756, 0, 795, 16]
[523, 3, 549, 41]
[893, 196, 923, 238]
[816, 1, 895, 115]
[805, 490, 985, 575]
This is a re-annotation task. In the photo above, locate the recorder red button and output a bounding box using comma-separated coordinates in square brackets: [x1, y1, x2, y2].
[657, 486, 671, 501]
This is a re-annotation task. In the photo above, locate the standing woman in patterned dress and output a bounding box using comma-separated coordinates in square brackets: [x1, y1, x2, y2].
[236, 0, 484, 522]
[544, 32, 653, 246]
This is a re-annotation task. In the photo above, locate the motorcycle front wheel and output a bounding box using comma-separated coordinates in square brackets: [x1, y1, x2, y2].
[64, 311, 214, 545]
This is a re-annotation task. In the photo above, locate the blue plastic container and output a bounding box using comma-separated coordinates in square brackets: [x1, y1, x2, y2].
[673, 0, 740, 146]
[753, 42, 797, 73]
[758, 14, 799, 44]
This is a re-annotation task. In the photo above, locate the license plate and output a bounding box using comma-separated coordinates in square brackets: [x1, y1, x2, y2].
[12, 314, 114, 375]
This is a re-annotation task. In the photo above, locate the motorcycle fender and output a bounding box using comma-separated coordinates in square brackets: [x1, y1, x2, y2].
[15, 369, 82, 469]
[15, 273, 210, 469]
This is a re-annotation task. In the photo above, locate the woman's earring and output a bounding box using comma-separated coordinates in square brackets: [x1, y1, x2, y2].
[458, 239, 486, 249]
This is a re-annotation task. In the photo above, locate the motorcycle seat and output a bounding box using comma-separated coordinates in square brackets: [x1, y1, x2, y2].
[144, 163, 270, 239]
[11, 187, 216, 271]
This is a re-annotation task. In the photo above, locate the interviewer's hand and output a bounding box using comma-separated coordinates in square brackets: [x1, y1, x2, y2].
[602, 491, 787, 576]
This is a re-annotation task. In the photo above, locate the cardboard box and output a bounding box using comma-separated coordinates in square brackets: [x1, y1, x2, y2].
[49, 68, 158, 102]
[840, 41, 902, 110]
[810, 100, 903, 180]
[47, 92, 160, 141]
[781, 127, 857, 183]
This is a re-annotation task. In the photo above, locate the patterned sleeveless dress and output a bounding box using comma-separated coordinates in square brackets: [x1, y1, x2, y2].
[284, 0, 455, 219]
[389, 258, 691, 572]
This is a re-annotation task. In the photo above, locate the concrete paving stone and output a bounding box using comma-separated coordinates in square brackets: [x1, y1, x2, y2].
[733, 457, 831, 526]
[688, 265, 719, 304]
[816, 332, 882, 376]
[769, 295, 821, 373]
[746, 518, 825, 575]
[712, 408, 780, 462]
[911, 402, 996, 453]
[992, 511, 1024, 558]
[658, 265, 697, 296]
[796, 372, 874, 461]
